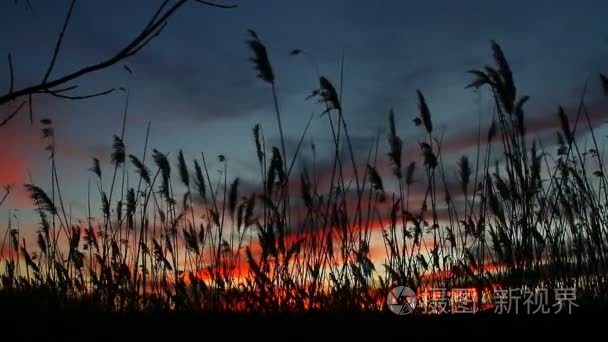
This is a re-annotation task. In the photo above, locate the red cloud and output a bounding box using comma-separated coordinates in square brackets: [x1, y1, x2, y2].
[0, 120, 39, 209]
[441, 103, 608, 155]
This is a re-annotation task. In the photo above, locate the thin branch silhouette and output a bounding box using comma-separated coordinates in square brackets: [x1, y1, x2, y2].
[0, 0, 237, 128]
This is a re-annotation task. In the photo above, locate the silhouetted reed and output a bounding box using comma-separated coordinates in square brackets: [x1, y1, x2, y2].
[1, 39, 608, 314]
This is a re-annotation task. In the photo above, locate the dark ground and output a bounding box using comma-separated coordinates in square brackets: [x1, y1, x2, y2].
[0, 293, 602, 340]
[0, 286, 604, 339]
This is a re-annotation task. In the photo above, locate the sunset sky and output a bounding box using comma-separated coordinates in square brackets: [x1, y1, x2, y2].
[1, 0, 607, 245]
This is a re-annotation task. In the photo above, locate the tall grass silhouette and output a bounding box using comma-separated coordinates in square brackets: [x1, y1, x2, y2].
[1, 37, 607, 314]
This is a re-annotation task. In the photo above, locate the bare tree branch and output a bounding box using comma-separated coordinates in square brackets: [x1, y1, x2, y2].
[0, 0, 237, 128]
[42, 0, 78, 83]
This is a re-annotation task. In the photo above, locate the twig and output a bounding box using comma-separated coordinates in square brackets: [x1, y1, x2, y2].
[143, 0, 170, 33]
[0, 101, 26, 127]
[47, 87, 116, 100]
[192, 0, 237, 8]
[44, 85, 78, 93]
[42, 0, 77, 83]
[28, 93, 32, 123]
[126, 22, 168, 58]
[8, 53, 14, 95]
[0, 185, 11, 208]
